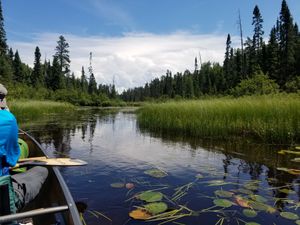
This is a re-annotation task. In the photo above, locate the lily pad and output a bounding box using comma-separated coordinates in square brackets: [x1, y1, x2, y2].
[243, 209, 257, 218]
[280, 212, 299, 220]
[214, 190, 233, 198]
[296, 146, 300, 151]
[213, 199, 234, 208]
[207, 180, 231, 186]
[144, 202, 168, 215]
[249, 202, 272, 212]
[144, 169, 168, 178]
[110, 182, 125, 188]
[295, 220, 300, 225]
[244, 184, 259, 191]
[249, 194, 268, 203]
[138, 191, 163, 202]
[279, 188, 296, 194]
[235, 196, 251, 208]
[129, 209, 151, 220]
[265, 206, 276, 214]
[238, 188, 254, 195]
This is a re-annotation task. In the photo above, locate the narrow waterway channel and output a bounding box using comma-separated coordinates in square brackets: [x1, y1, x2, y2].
[20, 108, 300, 225]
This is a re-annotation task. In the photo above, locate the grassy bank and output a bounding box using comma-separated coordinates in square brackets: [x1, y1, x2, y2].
[9, 100, 75, 122]
[137, 94, 300, 144]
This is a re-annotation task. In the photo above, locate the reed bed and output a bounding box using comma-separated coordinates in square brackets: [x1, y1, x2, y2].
[9, 99, 75, 122]
[137, 94, 300, 144]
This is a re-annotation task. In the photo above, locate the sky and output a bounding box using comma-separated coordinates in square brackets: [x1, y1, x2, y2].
[3, 0, 300, 92]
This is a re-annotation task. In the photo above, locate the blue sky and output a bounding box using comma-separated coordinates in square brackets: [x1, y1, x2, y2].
[3, 0, 300, 91]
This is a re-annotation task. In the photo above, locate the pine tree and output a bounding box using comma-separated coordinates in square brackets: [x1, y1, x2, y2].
[51, 56, 63, 90]
[267, 27, 280, 81]
[54, 35, 70, 75]
[44, 60, 52, 89]
[223, 34, 232, 88]
[8, 48, 13, 61]
[252, 5, 264, 52]
[80, 66, 88, 92]
[278, 0, 296, 86]
[244, 37, 259, 77]
[0, 55, 13, 82]
[31, 46, 43, 87]
[252, 5, 264, 71]
[88, 73, 97, 94]
[13, 50, 24, 82]
[0, 0, 7, 55]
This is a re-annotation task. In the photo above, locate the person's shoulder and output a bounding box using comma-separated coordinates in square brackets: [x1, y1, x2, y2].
[0, 110, 16, 121]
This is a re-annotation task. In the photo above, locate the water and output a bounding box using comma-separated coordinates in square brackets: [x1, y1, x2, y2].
[19, 108, 300, 225]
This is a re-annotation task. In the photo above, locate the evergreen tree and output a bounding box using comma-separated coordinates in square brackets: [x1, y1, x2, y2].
[88, 73, 97, 94]
[0, 0, 7, 55]
[0, 55, 13, 82]
[223, 34, 232, 88]
[278, 0, 296, 86]
[252, 5, 264, 71]
[80, 66, 88, 92]
[44, 60, 52, 89]
[13, 50, 24, 82]
[244, 37, 258, 77]
[252, 5, 264, 52]
[51, 56, 63, 90]
[31, 46, 43, 87]
[8, 48, 13, 61]
[54, 35, 70, 75]
[267, 27, 280, 81]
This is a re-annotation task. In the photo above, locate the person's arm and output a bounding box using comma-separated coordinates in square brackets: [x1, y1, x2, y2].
[6, 115, 20, 167]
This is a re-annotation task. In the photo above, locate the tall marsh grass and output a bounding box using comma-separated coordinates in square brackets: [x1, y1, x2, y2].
[137, 94, 300, 144]
[9, 100, 75, 122]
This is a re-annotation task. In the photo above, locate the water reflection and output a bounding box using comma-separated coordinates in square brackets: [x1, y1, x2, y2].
[18, 108, 300, 225]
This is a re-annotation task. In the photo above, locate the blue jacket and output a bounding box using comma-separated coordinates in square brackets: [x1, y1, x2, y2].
[0, 110, 20, 176]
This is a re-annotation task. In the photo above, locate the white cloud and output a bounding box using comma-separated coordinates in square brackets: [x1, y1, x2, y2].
[9, 32, 239, 92]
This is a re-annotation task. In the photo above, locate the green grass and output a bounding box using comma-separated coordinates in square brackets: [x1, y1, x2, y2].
[9, 99, 75, 122]
[137, 94, 300, 144]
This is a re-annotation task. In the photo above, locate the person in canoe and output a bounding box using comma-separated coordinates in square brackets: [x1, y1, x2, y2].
[0, 84, 48, 217]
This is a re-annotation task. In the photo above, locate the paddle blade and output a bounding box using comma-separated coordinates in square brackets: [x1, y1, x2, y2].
[15, 158, 87, 168]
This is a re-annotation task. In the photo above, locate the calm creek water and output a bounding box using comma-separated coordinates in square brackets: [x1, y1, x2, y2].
[19, 108, 300, 225]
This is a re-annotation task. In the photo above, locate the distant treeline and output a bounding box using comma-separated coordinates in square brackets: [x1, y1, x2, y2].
[121, 0, 300, 101]
[0, 1, 121, 106]
[1, 0, 299, 105]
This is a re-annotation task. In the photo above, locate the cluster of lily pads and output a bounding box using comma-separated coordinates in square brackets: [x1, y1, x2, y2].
[277, 146, 300, 175]
[110, 164, 300, 225]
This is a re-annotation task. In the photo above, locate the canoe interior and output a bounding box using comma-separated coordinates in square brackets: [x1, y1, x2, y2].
[18, 132, 81, 225]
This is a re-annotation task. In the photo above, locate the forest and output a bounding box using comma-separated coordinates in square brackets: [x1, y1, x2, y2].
[0, 0, 119, 106]
[121, 0, 300, 101]
[0, 0, 299, 105]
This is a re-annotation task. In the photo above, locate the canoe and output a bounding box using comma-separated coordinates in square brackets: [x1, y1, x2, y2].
[0, 130, 83, 225]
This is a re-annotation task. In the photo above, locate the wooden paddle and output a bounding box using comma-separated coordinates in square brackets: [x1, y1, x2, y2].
[12, 157, 87, 169]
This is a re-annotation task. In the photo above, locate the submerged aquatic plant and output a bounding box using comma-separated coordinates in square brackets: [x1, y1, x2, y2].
[144, 168, 168, 178]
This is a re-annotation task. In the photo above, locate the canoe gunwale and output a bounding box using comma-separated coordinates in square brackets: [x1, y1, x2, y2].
[18, 129, 83, 225]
